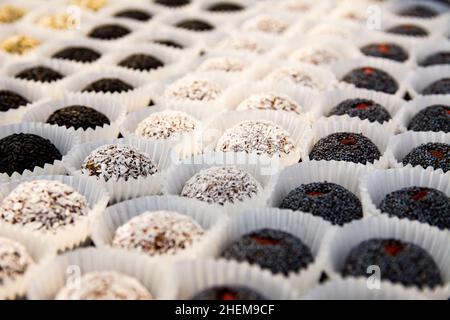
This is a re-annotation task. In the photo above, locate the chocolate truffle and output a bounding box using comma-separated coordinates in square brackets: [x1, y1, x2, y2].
[420, 52, 450, 67]
[279, 182, 363, 225]
[154, 0, 190, 7]
[82, 78, 133, 93]
[236, 92, 302, 114]
[290, 46, 343, 65]
[342, 67, 398, 94]
[165, 78, 221, 102]
[0, 180, 89, 231]
[0, 90, 29, 112]
[386, 24, 429, 37]
[360, 43, 409, 62]
[407, 105, 450, 133]
[112, 211, 204, 256]
[398, 5, 438, 18]
[14, 66, 64, 83]
[244, 15, 288, 34]
[379, 186, 450, 230]
[328, 98, 392, 123]
[0, 133, 62, 175]
[180, 166, 262, 206]
[198, 57, 246, 73]
[81, 144, 158, 182]
[0, 35, 40, 55]
[222, 228, 314, 275]
[52, 47, 101, 63]
[0, 4, 26, 23]
[342, 238, 443, 288]
[88, 24, 131, 40]
[309, 132, 381, 165]
[216, 120, 296, 157]
[114, 9, 152, 21]
[55, 271, 152, 300]
[118, 54, 164, 72]
[153, 39, 183, 49]
[175, 19, 214, 32]
[402, 143, 449, 172]
[422, 78, 450, 95]
[207, 2, 244, 12]
[46, 105, 110, 130]
[266, 67, 324, 90]
[0, 237, 34, 285]
[191, 285, 266, 300]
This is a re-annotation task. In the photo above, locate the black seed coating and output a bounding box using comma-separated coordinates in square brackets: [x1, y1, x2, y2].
[175, 19, 214, 32]
[152, 39, 183, 49]
[82, 78, 133, 93]
[154, 0, 190, 7]
[402, 142, 450, 172]
[309, 132, 381, 165]
[360, 43, 409, 62]
[399, 5, 439, 18]
[52, 46, 101, 63]
[279, 182, 363, 225]
[342, 67, 399, 94]
[207, 2, 244, 12]
[386, 24, 429, 37]
[118, 54, 164, 71]
[114, 9, 152, 21]
[0, 90, 29, 112]
[407, 105, 450, 133]
[191, 285, 266, 300]
[46, 105, 110, 130]
[221, 228, 314, 275]
[342, 238, 443, 289]
[88, 24, 131, 40]
[420, 52, 450, 67]
[0, 133, 62, 175]
[328, 98, 392, 123]
[422, 78, 450, 95]
[15, 66, 64, 83]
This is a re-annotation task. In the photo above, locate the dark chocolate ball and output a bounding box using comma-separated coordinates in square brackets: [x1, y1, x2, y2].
[328, 98, 392, 123]
[422, 78, 450, 95]
[342, 67, 399, 94]
[15, 66, 64, 83]
[82, 78, 133, 93]
[46, 105, 110, 130]
[88, 24, 131, 40]
[52, 46, 101, 63]
[118, 54, 164, 71]
[0, 90, 29, 112]
[360, 43, 409, 62]
[402, 142, 450, 172]
[386, 24, 429, 37]
[152, 39, 183, 49]
[114, 9, 152, 21]
[175, 19, 214, 31]
[207, 2, 244, 12]
[407, 105, 450, 133]
[398, 5, 439, 18]
[154, 0, 190, 7]
[420, 52, 450, 67]
[191, 285, 266, 300]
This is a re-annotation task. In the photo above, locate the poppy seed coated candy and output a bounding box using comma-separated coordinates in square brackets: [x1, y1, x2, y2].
[154, 0, 190, 7]
[402, 142, 449, 172]
[360, 43, 408, 62]
[15, 66, 64, 83]
[88, 24, 131, 40]
[82, 78, 134, 93]
[46, 105, 110, 130]
[342, 67, 399, 94]
[118, 54, 164, 72]
[407, 105, 450, 133]
[207, 3, 244, 12]
[386, 24, 429, 37]
[191, 286, 266, 300]
[422, 78, 450, 95]
[328, 98, 392, 123]
[114, 9, 152, 21]
[175, 19, 214, 32]
[420, 52, 450, 67]
[399, 5, 438, 18]
[0, 90, 29, 112]
[52, 46, 101, 63]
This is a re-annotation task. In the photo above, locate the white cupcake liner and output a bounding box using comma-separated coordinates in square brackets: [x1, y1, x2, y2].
[0, 122, 79, 182]
[21, 93, 127, 143]
[412, 39, 450, 68]
[386, 131, 450, 173]
[27, 247, 177, 300]
[0, 174, 109, 251]
[173, 258, 300, 300]
[385, 0, 449, 22]
[0, 225, 55, 299]
[304, 19, 363, 42]
[64, 136, 176, 203]
[322, 215, 450, 296]
[91, 195, 229, 261]
[405, 66, 450, 98]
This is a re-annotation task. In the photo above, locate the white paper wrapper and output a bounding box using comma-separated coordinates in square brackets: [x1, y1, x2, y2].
[27, 247, 177, 300]
[90, 195, 229, 261]
[63, 136, 176, 203]
[0, 122, 79, 182]
[173, 258, 300, 300]
[411, 39, 450, 68]
[304, 19, 363, 42]
[405, 65, 450, 98]
[0, 174, 109, 251]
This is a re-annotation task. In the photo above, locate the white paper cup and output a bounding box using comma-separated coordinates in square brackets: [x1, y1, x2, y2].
[405, 65, 450, 98]
[412, 39, 450, 68]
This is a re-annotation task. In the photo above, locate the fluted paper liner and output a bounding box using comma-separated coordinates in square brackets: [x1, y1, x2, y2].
[411, 40, 450, 69]
[405, 66, 450, 98]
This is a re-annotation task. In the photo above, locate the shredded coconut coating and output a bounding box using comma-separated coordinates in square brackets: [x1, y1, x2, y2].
[244, 15, 288, 34]
[0, 180, 89, 232]
[38, 13, 75, 30]
[0, 5, 25, 23]
[82, 144, 158, 182]
[165, 79, 221, 102]
[55, 271, 152, 300]
[135, 110, 198, 140]
[290, 46, 342, 65]
[181, 166, 262, 206]
[236, 92, 302, 114]
[0, 237, 34, 286]
[266, 67, 323, 90]
[218, 37, 265, 54]
[72, 0, 108, 11]
[198, 57, 247, 73]
[216, 120, 296, 157]
[1, 35, 40, 54]
[112, 211, 205, 256]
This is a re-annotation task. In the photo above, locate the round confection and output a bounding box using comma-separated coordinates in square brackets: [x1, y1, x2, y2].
[0, 180, 89, 231]
[73, 0, 108, 12]
[180, 166, 262, 206]
[165, 78, 221, 102]
[386, 24, 429, 37]
[88, 24, 131, 40]
[82, 78, 134, 93]
[420, 52, 450, 67]
[309, 132, 381, 165]
[114, 9, 152, 21]
[52, 46, 101, 63]
[236, 92, 302, 114]
[207, 2, 244, 12]
[398, 5, 439, 18]
[118, 54, 164, 72]
[81, 144, 158, 182]
[154, 0, 190, 7]
[0, 133, 62, 175]
[153, 39, 183, 49]
[402, 143, 450, 172]
[198, 57, 246, 73]
[216, 120, 296, 157]
[0, 4, 26, 23]
[112, 211, 204, 256]
[379, 186, 450, 230]
[0, 35, 40, 55]
[278, 182, 363, 225]
[342, 238, 443, 288]
[0, 90, 29, 112]
[360, 43, 409, 62]
[175, 19, 214, 32]
[407, 105, 450, 133]
[218, 37, 265, 54]
[0, 237, 34, 285]
[14, 66, 64, 83]
[289, 46, 343, 65]
[135, 110, 198, 140]
[422, 78, 450, 95]
[37, 13, 73, 30]
[244, 16, 288, 34]
[266, 67, 323, 90]
[328, 98, 392, 123]
[342, 67, 398, 94]
[221, 228, 314, 275]
[191, 285, 266, 300]
[46, 105, 110, 130]
[55, 271, 152, 300]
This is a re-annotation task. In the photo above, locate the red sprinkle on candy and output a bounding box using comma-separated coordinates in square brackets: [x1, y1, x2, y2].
[411, 190, 428, 201]
[251, 235, 281, 246]
[355, 103, 369, 110]
[430, 150, 444, 159]
[340, 136, 357, 145]
[363, 67, 374, 74]
[445, 108, 450, 115]
[377, 44, 391, 53]
[218, 290, 237, 300]
[306, 191, 326, 197]
[384, 242, 405, 256]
